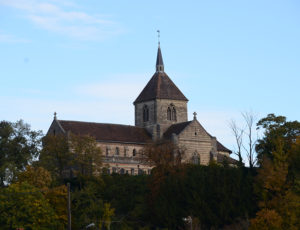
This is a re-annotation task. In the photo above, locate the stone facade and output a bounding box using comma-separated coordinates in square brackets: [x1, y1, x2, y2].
[135, 99, 188, 138]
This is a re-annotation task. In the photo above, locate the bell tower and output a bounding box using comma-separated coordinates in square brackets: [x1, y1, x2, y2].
[134, 41, 188, 139]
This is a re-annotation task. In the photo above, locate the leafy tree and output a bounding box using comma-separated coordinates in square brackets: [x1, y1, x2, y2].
[0, 182, 58, 230]
[69, 134, 102, 177]
[72, 184, 106, 230]
[39, 134, 72, 182]
[0, 120, 42, 186]
[39, 133, 102, 183]
[256, 113, 300, 164]
[17, 165, 68, 229]
[250, 137, 300, 230]
[18, 165, 52, 189]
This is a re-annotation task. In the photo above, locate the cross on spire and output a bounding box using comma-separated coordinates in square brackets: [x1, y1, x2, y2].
[157, 30, 160, 46]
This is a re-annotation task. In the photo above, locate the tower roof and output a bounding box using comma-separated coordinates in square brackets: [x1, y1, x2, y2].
[156, 45, 164, 72]
[134, 71, 188, 104]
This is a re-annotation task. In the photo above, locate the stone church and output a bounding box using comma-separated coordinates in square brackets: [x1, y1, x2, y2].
[47, 44, 237, 175]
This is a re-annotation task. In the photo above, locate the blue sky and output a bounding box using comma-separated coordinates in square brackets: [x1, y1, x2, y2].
[1, 0, 299, 161]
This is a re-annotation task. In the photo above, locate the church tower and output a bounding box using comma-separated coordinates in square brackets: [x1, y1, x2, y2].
[134, 44, 188, 139]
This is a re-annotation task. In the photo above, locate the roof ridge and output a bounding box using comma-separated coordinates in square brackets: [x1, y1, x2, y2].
[58, 120, 140, 128]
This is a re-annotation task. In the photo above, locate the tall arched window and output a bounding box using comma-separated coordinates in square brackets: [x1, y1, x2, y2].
[192, 152, 200, 165]
[143, 105, 149, 122]
[167, 104, 176, 121]
[133, 149, 137, 157]
[115, 147, 119, 155]
[167, 107, 172, 120]
[172, 107, 177, 121]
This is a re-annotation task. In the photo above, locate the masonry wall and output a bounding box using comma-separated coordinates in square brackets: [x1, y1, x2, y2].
[97, 142, 152, 175]
[177, 120, 215, 165]
[135, 99, 188, 138]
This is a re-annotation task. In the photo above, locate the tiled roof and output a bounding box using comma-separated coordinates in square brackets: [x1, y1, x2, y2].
[163, 121, 192, 139]
[217, 153, 239, 165]
[58, 120, 152, 144]
[134, 72, 188, 104]
[216, 141, 232, 153]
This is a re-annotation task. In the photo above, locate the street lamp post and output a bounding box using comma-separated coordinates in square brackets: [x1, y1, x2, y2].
[183, 216, 192, 230]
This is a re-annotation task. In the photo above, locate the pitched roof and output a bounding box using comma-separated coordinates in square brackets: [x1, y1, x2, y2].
[163, 121, 192, 139]
[134, 72, 188, 104]
[217, 153, 239, 165]
[58, 120, 152, 144]
[217, 141, 232, 153]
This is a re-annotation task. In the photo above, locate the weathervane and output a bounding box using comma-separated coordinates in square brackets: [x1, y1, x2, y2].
[157, 30, 160, 46]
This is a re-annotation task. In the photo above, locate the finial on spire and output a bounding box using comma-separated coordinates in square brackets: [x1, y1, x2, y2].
[54, 112, 57, 120]
[156, 30, 164, 72]
[193, 112, 197, 120]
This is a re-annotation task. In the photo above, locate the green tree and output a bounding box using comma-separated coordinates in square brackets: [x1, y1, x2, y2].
[39, 134, 72, 182]
[17, 165, 68, 229]
[256, 113, 300, 164]
[0, 120, 42, 186]
[0, 182, 58, 230]
[70, 134, 102, 177]
[250, 137, 300, 230]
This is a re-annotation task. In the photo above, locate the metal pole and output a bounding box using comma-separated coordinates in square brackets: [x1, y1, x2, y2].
[67, 182, 71, 230]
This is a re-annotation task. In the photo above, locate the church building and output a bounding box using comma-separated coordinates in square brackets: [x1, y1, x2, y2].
[47, 44, 237, 175]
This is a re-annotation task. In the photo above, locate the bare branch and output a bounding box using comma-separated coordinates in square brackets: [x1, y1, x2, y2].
[229, 119, 244, 164]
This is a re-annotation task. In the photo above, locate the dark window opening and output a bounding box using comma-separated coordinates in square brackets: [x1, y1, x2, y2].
[143, 105, 149, 122]
[167, 104, 177, 121]
[167, 107, 171, 120]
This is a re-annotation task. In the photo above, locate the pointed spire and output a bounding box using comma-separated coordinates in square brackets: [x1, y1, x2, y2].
[156, 30, 164, 72]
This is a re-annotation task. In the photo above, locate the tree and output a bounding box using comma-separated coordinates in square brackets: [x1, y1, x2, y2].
[229, 119, 244, 165]
[0, 182, 58, 229]
[229, 111, 258, 168]
[0, 120, 42, 186]
[242, 112, 257, 169]
[250, 137, 300, 230]
[69, 134, 102, 177]
[39, 133, 102, 182]
[39, 134, 72, 181]
[17, 165, 68, 229]
[256, 113, 300, 164]
[18, 165, 52, 189]
[141, 140, 185, 169]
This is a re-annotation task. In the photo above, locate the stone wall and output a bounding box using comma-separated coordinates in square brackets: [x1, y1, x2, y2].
[97, 142, 152, 175]
[177, 120, 215, 165]
[135, 99, 188, 138]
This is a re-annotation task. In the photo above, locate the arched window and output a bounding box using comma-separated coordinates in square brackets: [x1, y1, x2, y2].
[192, 153, 200, 165]
[167, 104, 176, 121]
[120, 168, 125, 174]
[143, 105, 149, 122]
[172, 107, 177, 121]
[167, 107, 172, 120]
[115, 147, 119, 155]
[133, 149, 137, 157]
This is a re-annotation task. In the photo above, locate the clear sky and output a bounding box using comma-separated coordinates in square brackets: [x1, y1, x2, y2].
[1, 0, 299, 161]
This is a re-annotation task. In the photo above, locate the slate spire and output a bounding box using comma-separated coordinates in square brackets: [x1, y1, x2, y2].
[156, 44, 164, 72]
[156, 29, 164, 73]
